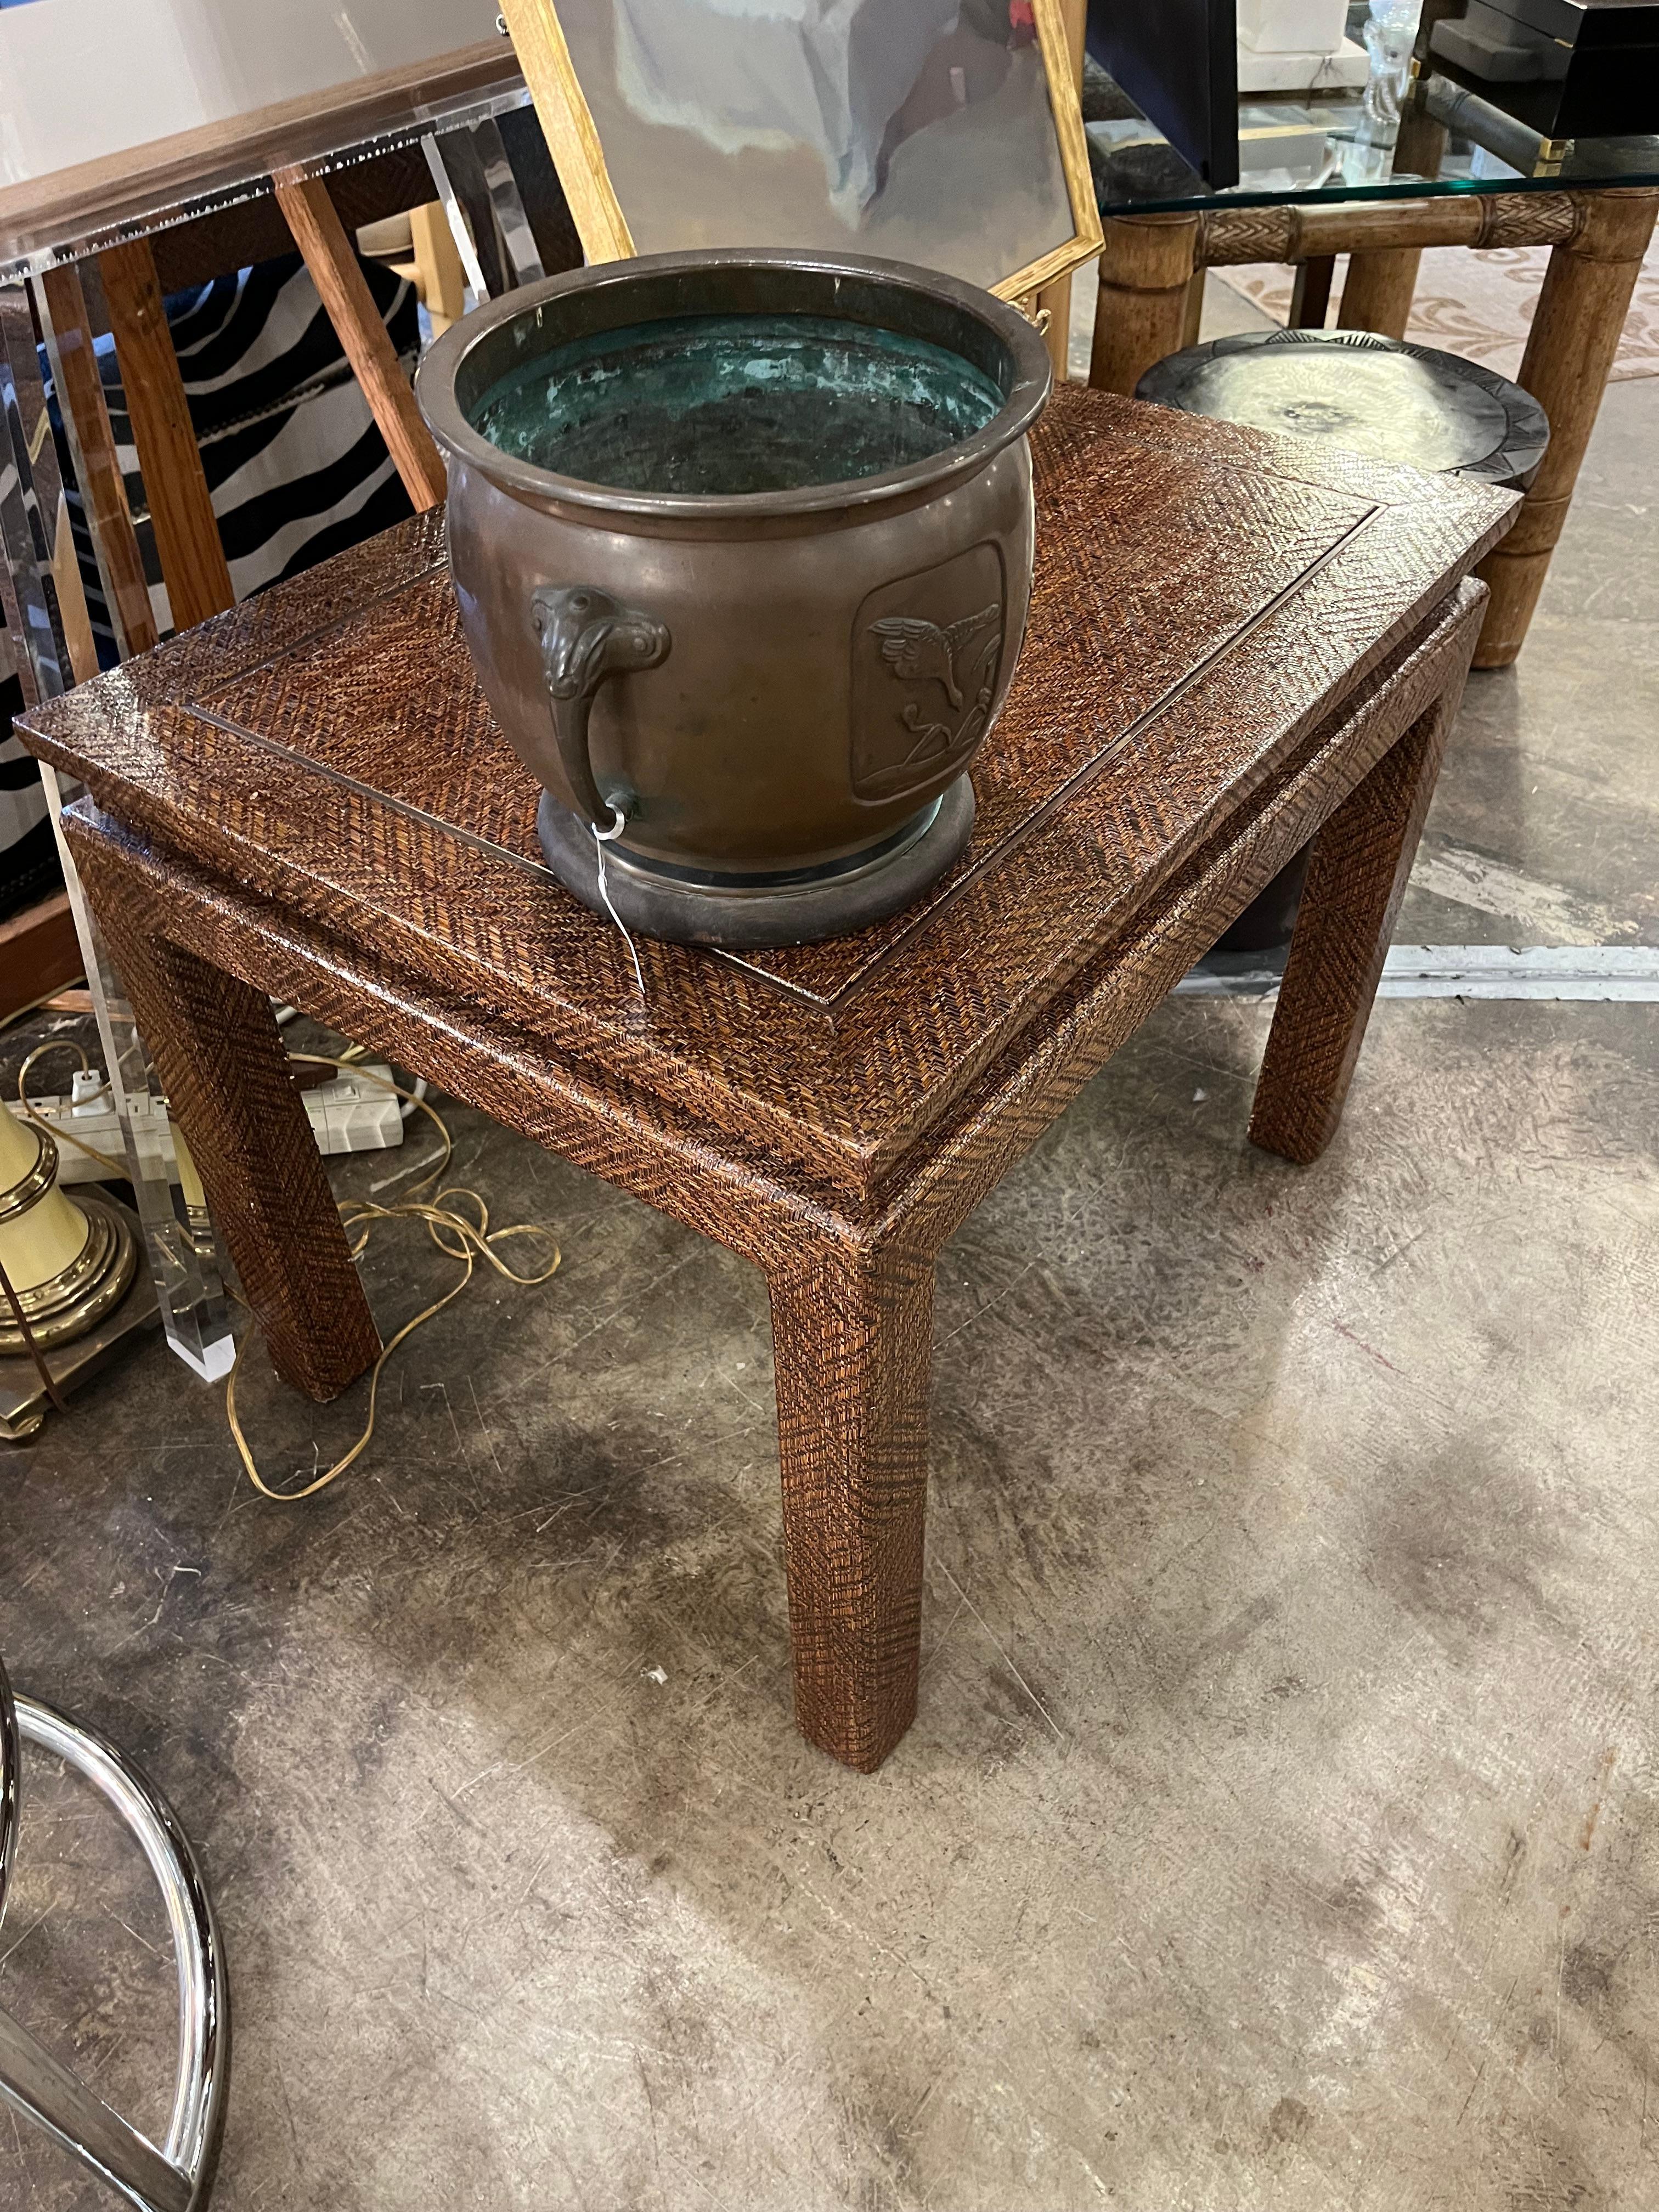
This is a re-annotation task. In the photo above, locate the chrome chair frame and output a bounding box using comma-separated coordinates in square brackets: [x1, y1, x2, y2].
[0, 1656, 229, 2212]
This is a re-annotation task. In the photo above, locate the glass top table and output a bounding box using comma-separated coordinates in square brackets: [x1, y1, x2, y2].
[1085, 58, 1659, 220]
[1074, 18, 1659, 681]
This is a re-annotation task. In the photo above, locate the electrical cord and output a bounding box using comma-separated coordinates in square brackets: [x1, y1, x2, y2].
[14, 1042, 126, 1177]
[225, 1059, 561, 1500]
[8, 1031, 525, 1462]
[0, 988, 86, 1037]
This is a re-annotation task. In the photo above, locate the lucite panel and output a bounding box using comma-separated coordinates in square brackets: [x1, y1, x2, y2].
[0, 0, 505, 189]
[0, 280, 234, 1385]
[554, 0, 1077, 292]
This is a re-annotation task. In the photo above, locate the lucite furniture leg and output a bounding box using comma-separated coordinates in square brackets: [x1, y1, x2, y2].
[416, 111, 575, 324]
[0, 284, 72, 703]
[0, 1657, 229, 2212]
[0, 279, 235, 1382]
[421, 132, 493, 302]
[471, 114, 548, 286]
[36, 264, 161, 662]
[427, 126, 516, 300]
[38, 771, 236, 1381]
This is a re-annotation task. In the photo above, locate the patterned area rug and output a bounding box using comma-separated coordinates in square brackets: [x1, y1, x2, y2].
[1219, 234, 1659, 380]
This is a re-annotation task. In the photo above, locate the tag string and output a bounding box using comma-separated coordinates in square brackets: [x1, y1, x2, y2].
[592, 808, 647, 1004]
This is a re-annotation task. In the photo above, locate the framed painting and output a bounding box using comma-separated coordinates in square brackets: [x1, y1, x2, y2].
[499, 0, 1102, 304]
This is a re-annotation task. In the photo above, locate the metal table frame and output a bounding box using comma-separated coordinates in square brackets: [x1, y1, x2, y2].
[0, 1656, 229, 2212]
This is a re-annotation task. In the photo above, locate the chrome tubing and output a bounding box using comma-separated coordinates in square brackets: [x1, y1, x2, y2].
[0, 1674, 229, 2212]
[0, 1659, 18, 1919]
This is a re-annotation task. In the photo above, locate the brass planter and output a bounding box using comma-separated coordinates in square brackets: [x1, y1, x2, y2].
[416, 250, 1051, 947]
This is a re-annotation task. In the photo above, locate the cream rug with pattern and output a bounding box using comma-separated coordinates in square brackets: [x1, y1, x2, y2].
[1217, 234, 1659, 379]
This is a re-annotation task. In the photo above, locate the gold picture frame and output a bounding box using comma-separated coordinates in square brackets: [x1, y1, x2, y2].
[499, 0, 1102, 307]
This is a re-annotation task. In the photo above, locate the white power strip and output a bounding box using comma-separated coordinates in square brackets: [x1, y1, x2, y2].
[7, 1062, 405, 1185]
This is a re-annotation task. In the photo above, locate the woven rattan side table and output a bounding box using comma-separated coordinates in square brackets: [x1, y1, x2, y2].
[17, 386, 1514, 1770]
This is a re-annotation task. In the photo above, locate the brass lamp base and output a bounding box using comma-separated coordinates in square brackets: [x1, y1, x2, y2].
[0, 1194, 157, 1441]
[0, 1192, 138, 1356]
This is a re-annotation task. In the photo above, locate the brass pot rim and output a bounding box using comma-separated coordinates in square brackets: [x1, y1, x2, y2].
[415, 246, 1052, 531]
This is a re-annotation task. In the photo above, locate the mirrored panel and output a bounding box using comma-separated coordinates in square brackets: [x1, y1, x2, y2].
[542, 0, 1093, 296]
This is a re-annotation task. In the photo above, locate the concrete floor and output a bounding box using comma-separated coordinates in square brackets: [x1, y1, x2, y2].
[2, 343, 1656, 2212]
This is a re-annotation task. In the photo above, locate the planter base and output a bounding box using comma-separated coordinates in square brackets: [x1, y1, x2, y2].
[535, 775, 976, 949]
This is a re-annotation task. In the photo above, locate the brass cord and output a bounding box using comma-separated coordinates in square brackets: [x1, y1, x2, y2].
[7, 1039, 558, 1469]
[15, 1042, 128, 1177]
[226, 1059, 561, 1502]
[0, 988, 86, 1037]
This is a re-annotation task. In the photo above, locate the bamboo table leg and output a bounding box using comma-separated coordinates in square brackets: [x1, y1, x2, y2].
[1180, 268, 1206, 348]
[1249, 672, 1468, 1166]
[75, 864, 381, 1402]
[1336, 247, 1420, 340]
[1475, 187, 1659, 668]
[1290, 255, 1336, 330]
[768, 1240, 935, 1770]
[1089, 213, 1201, 396]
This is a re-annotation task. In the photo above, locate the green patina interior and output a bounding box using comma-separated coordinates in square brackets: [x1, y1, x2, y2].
[468, 312, 1007, 496]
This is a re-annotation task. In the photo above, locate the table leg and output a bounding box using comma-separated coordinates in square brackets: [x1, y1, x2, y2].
[1089, 213, 1200, 396]
[1336, 247, 1420, 340]
[1180, 268, 1205, 348]
[87, 898, 381, 1402]
[1476, 187, 1659, 669]
[1289, 255, 1336, 330]
[768, 1241, 935, 1771]
[1249, 687, 1457, 1166]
